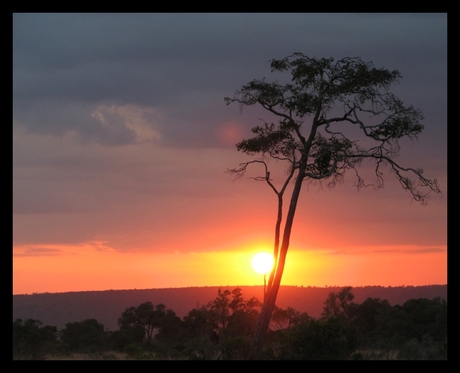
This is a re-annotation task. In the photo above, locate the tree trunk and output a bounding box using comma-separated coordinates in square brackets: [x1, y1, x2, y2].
[248, 156, 307, 359]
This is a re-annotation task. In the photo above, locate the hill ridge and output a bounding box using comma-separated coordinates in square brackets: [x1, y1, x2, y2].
[13, 285, 447, 331]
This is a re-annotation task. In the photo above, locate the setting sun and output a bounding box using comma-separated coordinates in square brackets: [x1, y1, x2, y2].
[251, 252, 274, 275]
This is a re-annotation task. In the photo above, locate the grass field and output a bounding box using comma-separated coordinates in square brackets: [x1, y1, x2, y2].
[42, 351, 187, 360]
[41, 349, 401, 360]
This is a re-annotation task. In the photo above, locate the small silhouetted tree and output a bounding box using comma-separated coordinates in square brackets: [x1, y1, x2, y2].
[60, 318, 107, 353]
[13, 319, 57, 359]
[351, 297, 393, 346]
[322, 286, 356, 320]
[271, 306, 310, 331]
[118, 302, 177, 344]
[400, 297, 447, 342]
[154, 309, 183, 343]
[225, 53, 441, 359]
[208, 289, 232, 330]
[278, 317, 357, 360]
[182, 305, 219, 340]
[207, 288, 261, 336]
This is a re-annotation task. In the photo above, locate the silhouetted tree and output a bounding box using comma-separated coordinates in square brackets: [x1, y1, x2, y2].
[225, 53, 441, 358]
[400, 297, 447, 342]
[348, 296, 447, 356]
[118, 302, 177, 344]
[207, 288, 261, 336]
[180, 306, 220, 359]
[60, 318, 107, 353]
[108, 326, 145, 352]
[13, 318, 57, 359]
[208, 289, 232, 330]
[183, 305, 219, 340]
[194, 288, 262, 359]
[154, 309, 183, 343]
[350, 297, 393, 346]
[278, 317, 357, 360]
[322, 286, 356, 320]
[271, 306, 310, 331]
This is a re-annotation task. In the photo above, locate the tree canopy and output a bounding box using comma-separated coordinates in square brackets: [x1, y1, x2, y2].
[118, 302, 179, 344]
[226, 53, 439, 202]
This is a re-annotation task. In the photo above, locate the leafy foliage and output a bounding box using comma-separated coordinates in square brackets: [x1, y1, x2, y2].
[60, 318, 108, 353]
[226, 53, 439, 202]
[321, 286, 356, 320]
[271, 305, 310, 330]
[118, 302, 179, 344]
[13, 318, 57, 359]
[277, 317, 358, 360]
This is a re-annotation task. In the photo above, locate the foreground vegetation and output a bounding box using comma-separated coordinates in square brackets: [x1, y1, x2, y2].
[13, 287, 447, 360]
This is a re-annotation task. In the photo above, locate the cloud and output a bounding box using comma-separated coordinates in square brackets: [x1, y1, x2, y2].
[14, 247, 64, 257]
[324, 245, 446, 256]
[14, 99, 140, 146]
[402, 247, 446, 254]
[90, 104, 162, 143]
[13, 240, 117, 258]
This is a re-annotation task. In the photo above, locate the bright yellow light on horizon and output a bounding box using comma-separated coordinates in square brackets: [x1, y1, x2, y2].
[251, 252, 274, 275]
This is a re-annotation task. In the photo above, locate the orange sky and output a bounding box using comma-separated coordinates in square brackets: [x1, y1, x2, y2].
[13, 241, 446, 295]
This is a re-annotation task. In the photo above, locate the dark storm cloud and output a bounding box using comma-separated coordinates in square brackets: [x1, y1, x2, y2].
[13, 13, 446, 147]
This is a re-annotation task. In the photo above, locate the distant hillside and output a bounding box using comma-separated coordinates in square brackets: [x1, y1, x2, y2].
[12, 285, 447, 331]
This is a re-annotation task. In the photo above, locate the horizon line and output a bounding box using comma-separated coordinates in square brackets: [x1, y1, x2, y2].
[13, 283, 448, 296]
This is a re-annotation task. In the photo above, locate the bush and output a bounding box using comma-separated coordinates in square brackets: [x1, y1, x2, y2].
[60, 319, 108, 353]
[278, 317, 357, 360]
[219, 336, 252, 360]
[13, 319, 58, 359]
[397, 335, 447, 360]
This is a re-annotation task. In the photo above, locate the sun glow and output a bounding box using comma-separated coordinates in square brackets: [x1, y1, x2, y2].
[251, 252, 274, 275]
[13, 242, 447, 295]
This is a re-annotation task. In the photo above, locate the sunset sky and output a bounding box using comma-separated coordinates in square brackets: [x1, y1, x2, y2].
[13, 13, 447, 295]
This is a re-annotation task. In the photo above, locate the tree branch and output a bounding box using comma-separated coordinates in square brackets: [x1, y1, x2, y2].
[226, 160, 279, 195]
[347, 153, 441, 204]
